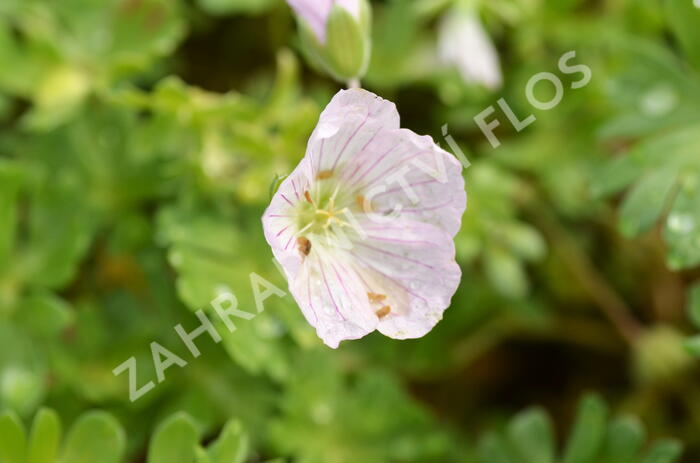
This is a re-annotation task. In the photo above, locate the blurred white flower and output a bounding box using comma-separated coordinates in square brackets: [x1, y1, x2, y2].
[438, 8, 503, 90]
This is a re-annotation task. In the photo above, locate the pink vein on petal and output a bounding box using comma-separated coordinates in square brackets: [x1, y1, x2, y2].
[330, 260, 359, 319]
[373, 178, 440, 199]
[398, 198, 455, 213]
[355, 242, 435, 269]
[284, 234, 295, 251]
[346, 143, 401, 187]
[306, 271, 319, 324]
[317, 138, 325, 174]
[319, 259, 346, 321]
[356, 150, 430, 191]
[331, 113, 369, 170]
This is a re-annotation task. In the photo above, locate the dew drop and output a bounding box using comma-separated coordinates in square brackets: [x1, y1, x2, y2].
[640, 85, 678, 116]
[667, 213, 695, 234]
[311, 402, 333, 425]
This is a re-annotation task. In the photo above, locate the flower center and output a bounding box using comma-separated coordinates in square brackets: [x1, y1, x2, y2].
[296, 185, 351, 237]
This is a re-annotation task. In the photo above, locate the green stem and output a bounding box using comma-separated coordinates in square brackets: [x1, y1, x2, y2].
[531, 208, 644, 345]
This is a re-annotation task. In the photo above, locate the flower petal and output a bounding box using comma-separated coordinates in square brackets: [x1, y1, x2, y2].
[306, 89, 400, 178]
[286, 0, 361, 43]
[262, 157, 314, 280]
[350, 129, 466, 237]
[349, 217, 462, 339]
[287, 0, 333, 42]
[290, 250, 378, 348]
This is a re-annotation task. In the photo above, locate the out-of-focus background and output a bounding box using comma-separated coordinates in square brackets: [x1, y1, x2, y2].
[0, 0, 699, 461]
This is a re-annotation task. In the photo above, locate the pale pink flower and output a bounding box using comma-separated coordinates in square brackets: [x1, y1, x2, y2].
[286, 0, 361, 44]
[262, 89, 466, 348]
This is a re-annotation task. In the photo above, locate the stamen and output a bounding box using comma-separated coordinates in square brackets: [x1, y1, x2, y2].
[368, 292, 386, 304]
[296, 221, 314, 237]
[317, 170, 334, 180]
[330, 183, 341, 203]
[356, 195, 373, 213]
[376, 305, 391, 318]
[304, 190, 313, 204]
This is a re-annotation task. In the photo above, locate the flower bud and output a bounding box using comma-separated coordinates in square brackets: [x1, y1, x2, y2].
[286, 0, 371, 83]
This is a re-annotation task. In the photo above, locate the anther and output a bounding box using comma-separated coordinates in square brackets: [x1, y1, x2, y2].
[356, 195, 373, 213]
[376, 305, 391, 318]
[297, 236, 311, 256]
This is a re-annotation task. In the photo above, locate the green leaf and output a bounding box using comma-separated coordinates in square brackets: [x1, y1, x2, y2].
[501, 223, 547, 262]
[665, 0, 700, 68]
[664, 178, 700, 270]
[591, 153, 645, 199]
[684, 335, 700, 356]
[194, 447, 211, 463]
[477, 433, 515, 463]
[562, 394, 608, 463]
[641, 439, 683, 463]
[618, 168, 678, 238]
[61, 411, 126, 463]
[207, 420, 249, 463]
[196, 0, 277, 15]
[600, 416, 645, 463]
[484, 246, 529, 300]
[506, 408, 555, 463]
[0, 161, 23, 271]
[27, 408, 62, 463]
[17, 292, 74, 339]
[0, 410, 26, 463]
[147, 412, 200, 463]
[26, 181, 95, 289]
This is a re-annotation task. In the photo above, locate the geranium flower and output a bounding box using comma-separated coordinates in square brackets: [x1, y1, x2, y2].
[263, 89, 466, 348]
[438, 8, 502, 90]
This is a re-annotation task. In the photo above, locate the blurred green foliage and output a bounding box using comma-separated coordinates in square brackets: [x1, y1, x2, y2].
[476, 394, 682, 463]
[0, 0, 699, 461]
